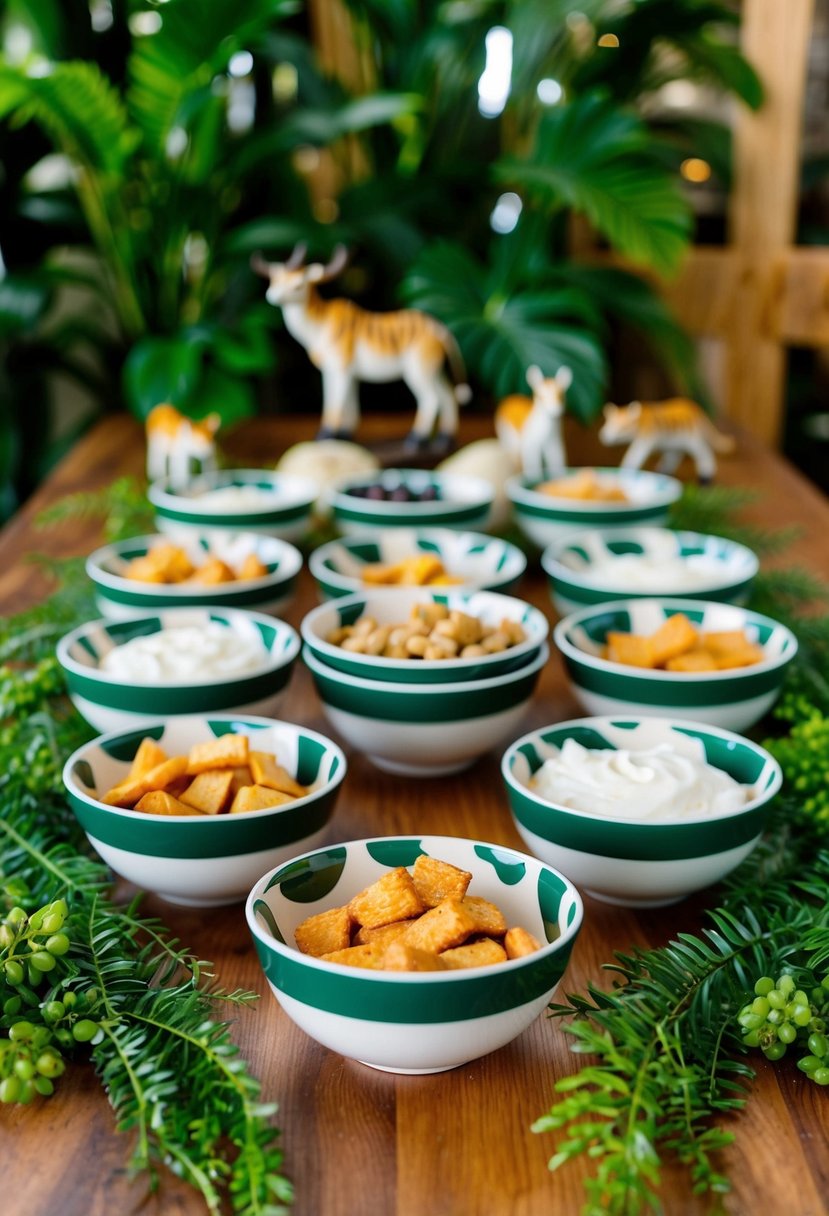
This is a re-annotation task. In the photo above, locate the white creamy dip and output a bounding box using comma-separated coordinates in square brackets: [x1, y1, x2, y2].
[100, 622, 269, 684]
[530, 739, 750, 821]
[562, 551, 726, 591]
[192, 485, 280, 512]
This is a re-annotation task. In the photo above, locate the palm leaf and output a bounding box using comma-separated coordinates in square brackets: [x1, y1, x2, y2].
[496, 92, 693, 277]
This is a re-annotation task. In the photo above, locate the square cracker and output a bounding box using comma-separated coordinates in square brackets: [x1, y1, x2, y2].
[347, 868, 424, 929]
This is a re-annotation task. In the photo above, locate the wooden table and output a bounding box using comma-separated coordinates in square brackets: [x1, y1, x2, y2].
[2, 414, 828, 1216]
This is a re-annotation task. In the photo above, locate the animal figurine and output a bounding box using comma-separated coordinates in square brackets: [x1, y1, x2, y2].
[599, 398, 735, 483]
[494, 364, 572, 482]
[145, 404, 220, 488]
[251, 245, 471, 447]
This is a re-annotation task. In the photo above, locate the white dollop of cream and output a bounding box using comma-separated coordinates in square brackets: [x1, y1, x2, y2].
[529, 739, 750, 821]
[100, 622, 269, 684]
[192, 485, 281, 512]
[562, 551, 726, 590]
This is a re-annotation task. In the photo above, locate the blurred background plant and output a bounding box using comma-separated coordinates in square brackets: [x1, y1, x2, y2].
[0, 0, 762, 516]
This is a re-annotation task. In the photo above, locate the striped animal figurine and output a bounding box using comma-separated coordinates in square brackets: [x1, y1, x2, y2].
[145, 404, 220, 488]
[252, 245, 471, 447]
[599, 398, 734, 483]
[494, 364, 571, 481]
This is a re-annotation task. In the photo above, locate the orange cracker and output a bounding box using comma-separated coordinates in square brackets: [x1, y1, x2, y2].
[127, 737, 168, 779]
[295, 905, 352, 957]
[347, 867, 424, 929]
[319, 944, 386, 970]
[381, 942, 449, 972]
[439, 938, 507, 969]
[606, 632, 654, 669]
[712, 644, 765, 670]
[187, 734, 249, 775]
[179, 769, 234, 815]
[134, 790, 201, 816]
[665, 650, 718, 672]
[353, 919, 418, 947]
[103, 755, 189, 808]
[237, 553, 269, 581]
[647, 613, 698, 667]
[503, 926, 541, 959]
[412, 855, 472, 908]
[402, 899, 476, 953]
[229, 784, 294, 814]
[462, 896, 508, 937]
[249, 751, 307, 797]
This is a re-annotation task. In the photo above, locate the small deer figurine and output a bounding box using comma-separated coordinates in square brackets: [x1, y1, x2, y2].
[145, 404, 220, 488]
[494, 364, 572, 481]
[251, 245, 471, 447]
[599, 398, 735, 483]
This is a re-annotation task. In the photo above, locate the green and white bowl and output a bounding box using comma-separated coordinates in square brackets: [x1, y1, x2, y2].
[148, 469, 317, 542]
[63, 715, 346, 907]
[502, 717, 782, 907]
[56, 607, 301, 733]
[303, 641, 548, 775]
[554, 598, 797, 732]
[86, 532, 303, 620]
[506, 468, 683, 550]
[246, 834, 583, 1073]
[542, 527, 759, 616]
[308, 528, 526, 600]
[328, 469, 493, 536]
[301, 587, 548, 685]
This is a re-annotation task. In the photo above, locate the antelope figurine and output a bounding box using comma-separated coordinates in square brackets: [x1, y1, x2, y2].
[145, 403, 220, 488]
[252, 245, 471, 446]
[494, 364, 572, 481]
[599, 398, 735, 483]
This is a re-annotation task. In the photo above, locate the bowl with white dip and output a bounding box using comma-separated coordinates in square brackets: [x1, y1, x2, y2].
[56, 607, 301, 732]
[501, 716, 782, 907]
[148, 469, 318, 542]
[541, 528, 759, 616]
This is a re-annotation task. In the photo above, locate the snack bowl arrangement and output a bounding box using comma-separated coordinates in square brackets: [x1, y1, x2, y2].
[86, 531, 303, 620]
[501, 716, 782, 907]
[148, 469, 318, 542]
[554, 598, 797, 732]
[56, 607, 301, 733]
[245, 834, 583, 1074]
[506, 467, 683, 550]
[303, 641, 549, 776]
[328, 468, 494, 536]
[308, 528, 527, 600]
[301, 586, 549, 685]
[62, 715, 347, 907]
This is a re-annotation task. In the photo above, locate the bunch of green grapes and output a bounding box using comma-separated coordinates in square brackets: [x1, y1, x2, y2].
[738, 971, 829, 1084]
[0, 896, 101, 1104]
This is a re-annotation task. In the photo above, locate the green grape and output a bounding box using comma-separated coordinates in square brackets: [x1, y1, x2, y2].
[793, 990, 810, 1008]
[9, 1021, 34, 1041]
[41, 1001, 64, 1023]
[793, 1005, 812, 1027]
[62, 992, 77, 1008]
[13, 1057, 35, 1081]
[797, 1055, 821, 1073]
[778, 1023, 797, 1044]
[767, 1008, 784, 1025]
[16, 1079, 34, 1104]
[767, 989, 786, 1010]
[45, 934, 70, 957]
[762, 1042, 787, 1061]
[742, 1029, 762, 1047]
[33, 1076, 53, 1096]
[0, 1076, 21, 1103]
[29, 951, 56, 973]
[71, 1019, 99, 1043]
[3, 996, 22, 1016]
[35, 1052, 63, 1078]
[777, 974, 795, 996]
[739, 1011, 765, 1031]
[3, 960, 23, 987]
[754, 977, 775, 996]
[751, 997, 771, 1017]
[821, 976, 829, 993]
[813, 1068, 829, 1085]
[807, 1032, 827, 1058]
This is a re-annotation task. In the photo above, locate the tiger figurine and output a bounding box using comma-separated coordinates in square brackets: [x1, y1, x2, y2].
[145, 403, 220, 488]
[599, 398, 735, 483]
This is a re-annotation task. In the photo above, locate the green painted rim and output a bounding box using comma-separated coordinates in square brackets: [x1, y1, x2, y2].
[92, 575, 297, 611]
[332, 502, 491, 528]
[506, 469, 682, 523]
[148, 472, 316, 526]
[547, 574, 753, 608]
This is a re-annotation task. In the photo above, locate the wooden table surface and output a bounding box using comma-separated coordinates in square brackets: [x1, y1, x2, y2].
[2, 413, 828, 1216]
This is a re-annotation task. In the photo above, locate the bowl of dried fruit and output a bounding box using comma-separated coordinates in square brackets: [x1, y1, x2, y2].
[245, 834, 583, 1073]
[506, 467, 683, 550]
[62, 715, 347, 906]
[308, 528, 527, 600]
[86, 532, 303, 619]
[148, 469, 318, 543]
[56, 607, 301, 733]
[501, 716, 782, 907]
[328, 469, 494, 536]
[300, 586, 549, 685]
[553, 598, 798, 731]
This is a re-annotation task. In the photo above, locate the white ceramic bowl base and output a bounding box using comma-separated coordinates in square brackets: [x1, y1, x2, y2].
[69, 688, 290, 735]
[157, 518, 309, 544]
[568, 686, 780, 734]
[94, 588, 295, 623]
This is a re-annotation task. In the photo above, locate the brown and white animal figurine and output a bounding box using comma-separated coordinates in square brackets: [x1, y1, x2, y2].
[145, 404, 220, 488]
[251, 245, 471, 447]
[494, 364, 571, 481]
[599, 398, 734, 483]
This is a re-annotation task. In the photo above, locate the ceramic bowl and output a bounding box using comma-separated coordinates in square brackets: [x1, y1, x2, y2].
[301, 586, 549, 685]
[328, 469, 493, 536]
[554, 598, 797, 732]
[501, 716, 782, 907]
[308, 528, 527, 600]
[63, 715, 346, 907]
[506, 468, 683, 550]
[86, 532, 303, 620]
[541, 527, 759, 616]
[56, 607, 301, 733]
[246, 834, 583, 1073]
[148, 469, 318, 542]
[303, 641, 548, 775]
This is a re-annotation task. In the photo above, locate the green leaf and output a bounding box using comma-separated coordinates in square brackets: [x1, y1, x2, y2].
[122, 336, 204, 419]
[188, 365, 257, 424]
[0, 274, 51, 337]
[496, 93, 693, 277]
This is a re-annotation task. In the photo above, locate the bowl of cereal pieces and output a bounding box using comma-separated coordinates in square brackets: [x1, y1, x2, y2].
[148, 469, 318, 543]
[506, 467, 683, 550]
[554, 598, 797, 732]
[308, 528, 527, 600]
[56, 607, 300, 733]
[86, 532, 303, 619]
[328, 469, 494, 536]
[246, 834, 583, 1073]
[63, 715, 347, 906]
[501, 717, 782, 906]
[300, 587, 548, 685]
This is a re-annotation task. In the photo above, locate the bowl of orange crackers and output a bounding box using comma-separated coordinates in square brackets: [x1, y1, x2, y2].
[245, 834, 583, 1073]
[62, 715, 346, 906]
[553, 598, 797, 731]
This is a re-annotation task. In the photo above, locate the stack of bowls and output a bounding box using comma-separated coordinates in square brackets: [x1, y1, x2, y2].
[300, 587, 550, 775]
